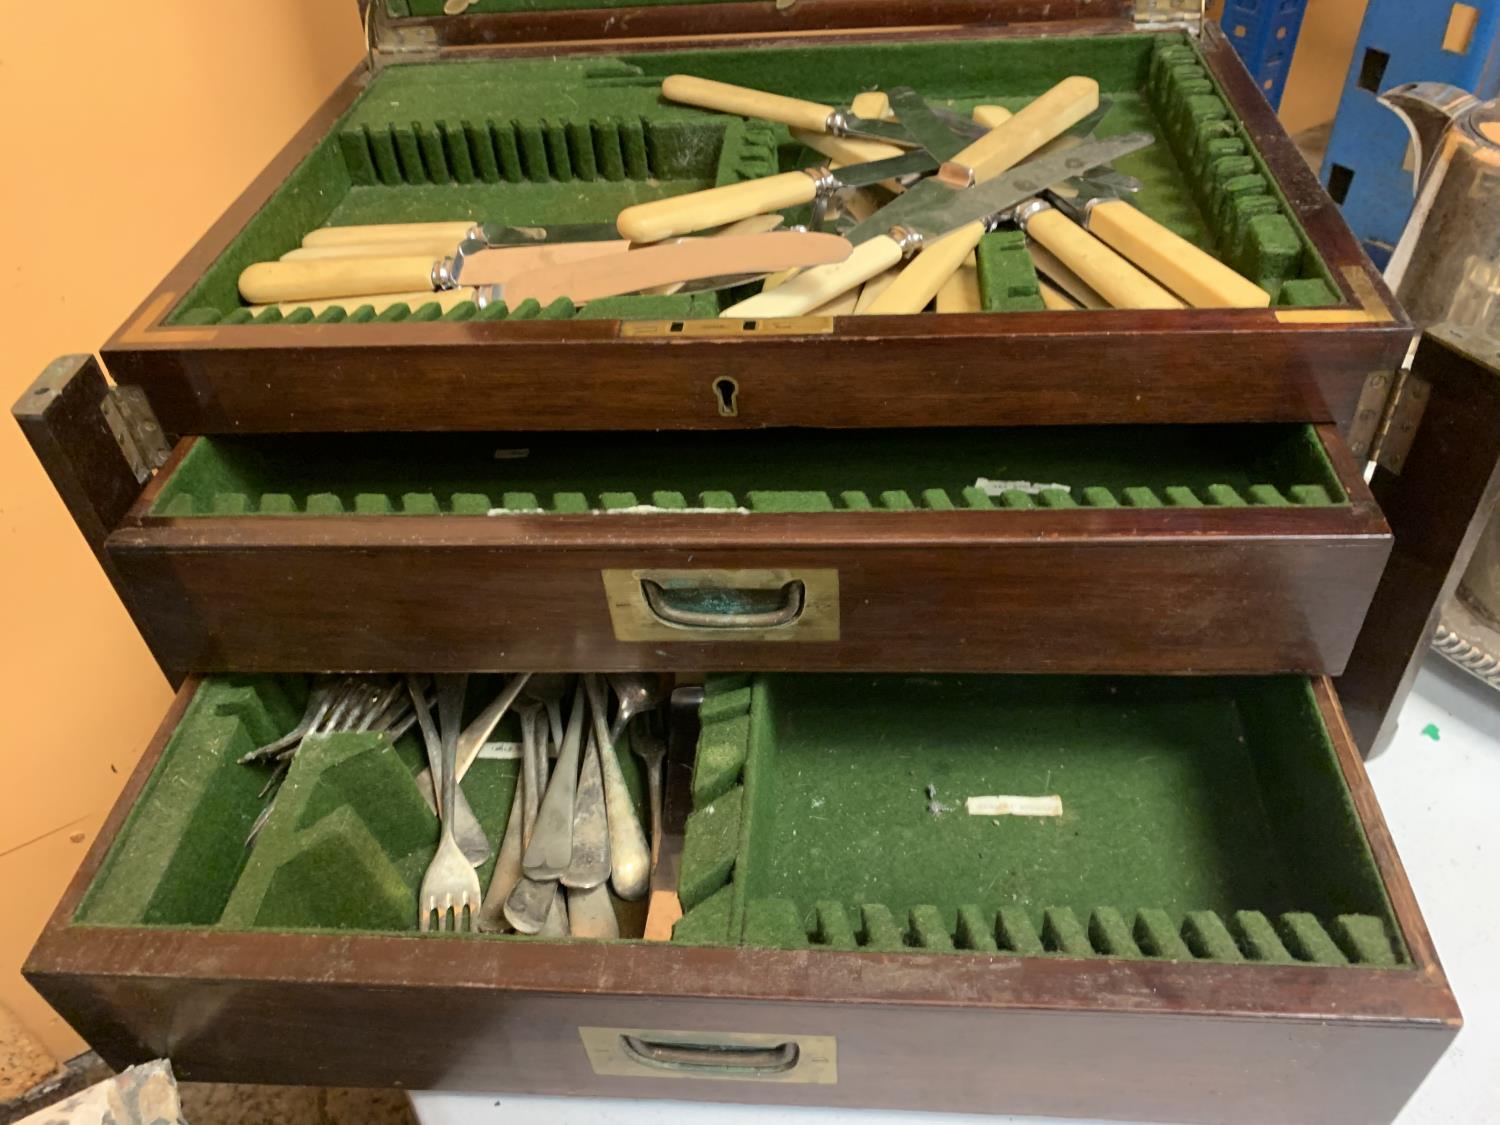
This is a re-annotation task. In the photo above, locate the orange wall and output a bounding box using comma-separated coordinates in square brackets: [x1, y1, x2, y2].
[0, 2, 363, 1060]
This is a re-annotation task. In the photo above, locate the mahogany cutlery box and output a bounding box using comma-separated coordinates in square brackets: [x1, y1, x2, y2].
[18, 1, 1500, 1121]
[103, 0, 1409, 437]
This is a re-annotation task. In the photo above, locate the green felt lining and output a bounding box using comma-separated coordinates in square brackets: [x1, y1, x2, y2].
[674, 674, 1409, 967]
[148, 425, 1347, 517]
[75, 676, 644, 937]
[167, 32, 1337, 327]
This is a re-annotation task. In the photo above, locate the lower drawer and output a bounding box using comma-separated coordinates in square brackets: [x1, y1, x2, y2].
[107, 423, 1388, 675]
[27, 671, 1457, 1124]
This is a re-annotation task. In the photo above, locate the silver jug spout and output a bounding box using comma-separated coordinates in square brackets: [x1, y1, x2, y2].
[1379, 82, 1482, 195]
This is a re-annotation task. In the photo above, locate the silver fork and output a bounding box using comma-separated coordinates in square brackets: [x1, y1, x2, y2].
[417, 674, 481, 932]
[244, 677, 389, 848]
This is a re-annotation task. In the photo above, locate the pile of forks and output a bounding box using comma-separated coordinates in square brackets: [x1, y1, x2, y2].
[239, 670, 669, 937]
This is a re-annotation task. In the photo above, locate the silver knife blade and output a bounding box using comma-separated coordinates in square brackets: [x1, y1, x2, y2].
[470, 222, 624, 246]
[885, 87, 972, 163]
[844, 132, 1156, 245]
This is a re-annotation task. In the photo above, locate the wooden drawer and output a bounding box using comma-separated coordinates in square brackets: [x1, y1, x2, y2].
[101, 10, 1410, 436]
[22, 358, 1390, 678]
[25, 671, 1457, 1125]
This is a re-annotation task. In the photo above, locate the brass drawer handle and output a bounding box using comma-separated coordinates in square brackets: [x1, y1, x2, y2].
[619, 1035, 800, 1076]
[640, 578, 805, 630]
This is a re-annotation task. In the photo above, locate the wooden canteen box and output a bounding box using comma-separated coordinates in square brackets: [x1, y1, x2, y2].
[101, 0, 1408, 436]
[16, 0, 1500, 1117]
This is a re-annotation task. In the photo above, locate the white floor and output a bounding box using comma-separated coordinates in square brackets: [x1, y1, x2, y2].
[411, 657, 1500, 1125]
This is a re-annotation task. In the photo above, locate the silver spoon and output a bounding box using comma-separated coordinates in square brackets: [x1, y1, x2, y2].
[606, 672, 668, 745]
[522, 681, 587, 880]
[560, 731, 610, 889]
[585, 675, 650, 901]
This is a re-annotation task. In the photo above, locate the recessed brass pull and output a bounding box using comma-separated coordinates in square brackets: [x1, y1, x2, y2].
[640, 578, 805, 630]
[579, 1027, 837, 1083]
[619, 1035, 800, 1076]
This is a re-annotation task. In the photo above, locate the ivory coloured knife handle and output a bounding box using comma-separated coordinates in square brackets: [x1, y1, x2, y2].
[1084, 199, 1270, 308]
[246, 288, 478, 317]
[952, 76, 1099, 183]
[1023, 206, 1184, 309]
[850, 90, 892, 120]
[722, 236, 904, 318]
[238, 255, 437, 304]
[864, 220, 986, 315]
[936, 251, 982, 313]
[972, 104, 1012, 129]
[302, 220, 474, 248]
[1028, 240, 1109, 309]
[1038, 279, 1080, 310]
[662, 74, 834, 132]
[791, 128, 904, 165]
[853, 266, 903, 311]
[280, 240, 461, 262]
[616, 171, 818, 243]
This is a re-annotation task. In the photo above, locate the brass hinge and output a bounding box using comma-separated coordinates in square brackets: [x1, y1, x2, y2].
[100, 385, 171, 484]
[365, 2, 440, 68]
[1133, 0, 1205, 33]
[1346, 369, 1395, 461]
[1369, 365, 1432, 475]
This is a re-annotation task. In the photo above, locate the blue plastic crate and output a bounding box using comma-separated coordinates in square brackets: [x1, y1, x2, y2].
[1321, 0, 1500, 268]
[1221, 0, 1310, 109]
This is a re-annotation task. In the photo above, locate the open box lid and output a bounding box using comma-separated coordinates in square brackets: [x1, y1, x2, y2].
[362, 0, 1204, 56]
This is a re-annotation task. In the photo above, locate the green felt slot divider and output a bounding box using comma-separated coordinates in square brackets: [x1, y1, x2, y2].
[165, 31, 1335, 326]
[671, 674, 1411, 967]
[74, 675, 646, 940]
[148, 425, 1348, 518]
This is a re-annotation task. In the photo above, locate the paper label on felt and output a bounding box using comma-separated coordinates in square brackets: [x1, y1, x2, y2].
[967, 794, 1063, 817]
[973, 478, 1070, 496]
[474, 740, 524, 760]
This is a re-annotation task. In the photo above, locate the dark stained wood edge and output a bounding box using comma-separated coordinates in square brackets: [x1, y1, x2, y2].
[10, 356, 182, 683]
[1313, 677, 1448, 978]
[118, 502, 1389, 548]
[1337, 325, 1500, 755]
[1196, 24, 1406, 326]
[396, 0, 1132, 50]
[26, 676, 1458, 1030]
[103, 316, 1410, 435]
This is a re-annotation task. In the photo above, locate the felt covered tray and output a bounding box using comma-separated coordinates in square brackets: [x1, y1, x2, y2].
[100, 17, 1408, 436]
[25, 670, 1458, 1123]
[40, 375, 1386, 675]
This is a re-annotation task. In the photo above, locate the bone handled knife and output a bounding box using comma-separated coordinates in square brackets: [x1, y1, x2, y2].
[661, 74, 922, 145]
[721, 112, 1135, 319]
[1014, 199, 1184, 309]
[615, 145, 942, 243]
[298, 219, 622, 249]
[477, 231, 852, 306]
[861, 98, 1126, 315]
[959, 106, 1264, 308]
[237, 239, 630, 304]
[1046, 182, 1270, 308]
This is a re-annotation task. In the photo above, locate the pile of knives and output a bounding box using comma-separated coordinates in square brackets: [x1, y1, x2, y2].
[237, 74, 1272, 316]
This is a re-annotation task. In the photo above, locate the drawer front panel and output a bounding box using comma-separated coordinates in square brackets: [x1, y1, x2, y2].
[24, 676, 1456, 1123]
[28, 972, 1451, 1125]
[106, 520, 1389, 674]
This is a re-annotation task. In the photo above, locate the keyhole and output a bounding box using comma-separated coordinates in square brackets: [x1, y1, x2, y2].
[713, 377, 739, 417]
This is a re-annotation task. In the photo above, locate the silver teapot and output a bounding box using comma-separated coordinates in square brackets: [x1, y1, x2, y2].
[1382, 83, 1500, 688]
[1381, 82, 1500, 340]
